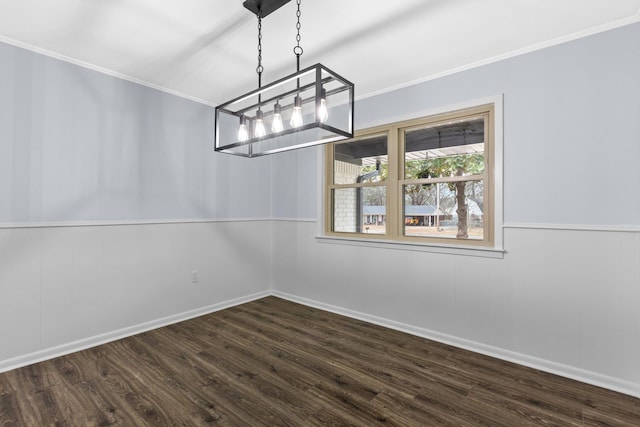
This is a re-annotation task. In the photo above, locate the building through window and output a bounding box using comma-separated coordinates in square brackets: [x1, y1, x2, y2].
[325, 104, 495, 247]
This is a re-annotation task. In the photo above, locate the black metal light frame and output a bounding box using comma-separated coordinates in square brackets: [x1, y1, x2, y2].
[215, 63, 354, 157]
[214, 0, 355, 158]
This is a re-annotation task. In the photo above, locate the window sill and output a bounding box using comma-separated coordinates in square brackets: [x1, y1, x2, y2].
[316, 235, 504, 259]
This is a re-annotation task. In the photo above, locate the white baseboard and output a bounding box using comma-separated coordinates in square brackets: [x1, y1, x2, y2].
[0, 290, 271, 374]
[3, 288, 638, 400]
[272, 291, 640, 399]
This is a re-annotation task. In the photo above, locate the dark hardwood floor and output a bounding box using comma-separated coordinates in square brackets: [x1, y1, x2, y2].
[1, 296, 639, 426]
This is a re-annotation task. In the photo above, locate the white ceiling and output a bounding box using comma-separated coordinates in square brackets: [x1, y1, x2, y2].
[1, 0, 639, 106]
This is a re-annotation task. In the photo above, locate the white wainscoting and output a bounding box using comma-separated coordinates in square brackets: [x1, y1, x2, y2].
[272, 220, 640, 398]
[2, 219, 638, 399]
[0, 221, 273, 373]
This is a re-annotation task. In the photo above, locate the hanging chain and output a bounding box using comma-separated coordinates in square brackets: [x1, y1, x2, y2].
[256, 13, 263, 87]
[293, 0, 303, 70]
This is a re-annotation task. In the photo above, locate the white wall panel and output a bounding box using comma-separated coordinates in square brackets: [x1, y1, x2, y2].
[40, 227, 77, 348]
[0, 228, 42, 359]
[272, 221, 640, 397]
[0, 221, 272, 370]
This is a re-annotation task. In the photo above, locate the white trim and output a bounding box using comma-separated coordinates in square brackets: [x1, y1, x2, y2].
[357, 95, 503, 131]
[0, 35, 214, 107]
[272, 291, 640, 399]
[2, 16, 638, 108]
[316, 235, 505, 259]
[4, 219, 637, 232]
[0, 218, 274, 229]
[272, 218, 318, 223]
[504, 223, 640, 233]
[0, 290, 270, 375]
[356, 15, 640, 102]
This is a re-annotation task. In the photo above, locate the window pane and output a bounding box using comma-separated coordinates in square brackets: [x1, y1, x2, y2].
[332, 187, 386, 234]
[405, 117, 485, 179]
[403, 180, 484, 239]
[334, 135, 388, 184]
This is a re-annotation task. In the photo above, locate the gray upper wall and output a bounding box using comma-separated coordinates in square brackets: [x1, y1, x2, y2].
[2, 21, 639, 226]
[272, 21, 640, 226]
[0, 42, 272, 224]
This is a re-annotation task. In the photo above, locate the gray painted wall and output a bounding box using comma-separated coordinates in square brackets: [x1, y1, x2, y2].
[0, 41, 273, 370]
[273, 22, 640, 227]
[0, 42, 272, 224]
[271, 22, 640, 397]
[1, 20, 640, 398]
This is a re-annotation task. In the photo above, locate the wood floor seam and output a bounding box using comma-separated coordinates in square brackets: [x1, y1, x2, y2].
[0, 296, 638, 426]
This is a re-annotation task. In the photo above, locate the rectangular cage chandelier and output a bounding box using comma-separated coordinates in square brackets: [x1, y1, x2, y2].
[214, 0, 354, 158]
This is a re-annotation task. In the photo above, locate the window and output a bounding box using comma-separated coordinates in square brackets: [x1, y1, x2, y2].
[330, 132, 389, 234]
[325, 104, 496, 248]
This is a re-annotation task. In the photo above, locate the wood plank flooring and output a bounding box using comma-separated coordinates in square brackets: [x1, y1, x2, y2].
[1, 296, 639, 426]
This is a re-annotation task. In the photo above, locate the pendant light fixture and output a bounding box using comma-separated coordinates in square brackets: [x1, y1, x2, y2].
[215, 0, 354, 157]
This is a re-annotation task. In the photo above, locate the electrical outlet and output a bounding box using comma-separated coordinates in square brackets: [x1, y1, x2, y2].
[191, 270, 199, 283]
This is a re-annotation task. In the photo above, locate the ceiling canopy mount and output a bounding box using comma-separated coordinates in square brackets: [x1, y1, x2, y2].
[242, 0, 291, 18]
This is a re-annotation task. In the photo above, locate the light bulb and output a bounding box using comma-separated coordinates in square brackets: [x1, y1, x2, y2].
[318, 88, 329, 123]
[237, 115, 249, 142]
[254, 110, 266, 138]
[290, 95, 303, 128]
[271, 103, 284, 133]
